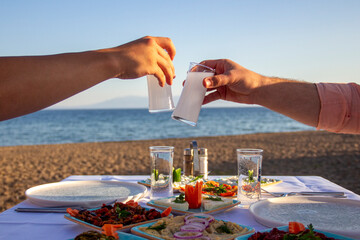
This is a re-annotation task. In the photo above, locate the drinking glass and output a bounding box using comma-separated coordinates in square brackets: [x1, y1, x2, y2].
[237, 149, 263, 206]
[147, 75, 175, 113]
[149, 146, 174, 199]
[171, 62, 215, 126]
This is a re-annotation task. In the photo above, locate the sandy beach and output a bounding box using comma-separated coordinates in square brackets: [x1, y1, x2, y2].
[1, 130, 359, 212]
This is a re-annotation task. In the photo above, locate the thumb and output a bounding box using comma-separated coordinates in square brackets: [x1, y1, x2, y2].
[203, 74, 230, 88]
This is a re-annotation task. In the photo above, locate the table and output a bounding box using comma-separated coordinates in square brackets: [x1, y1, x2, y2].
[0, 175, 359, 240]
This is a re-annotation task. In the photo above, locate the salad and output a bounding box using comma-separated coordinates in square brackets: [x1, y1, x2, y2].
[201, 180, 238, 197]
[248, 222, 340, 240]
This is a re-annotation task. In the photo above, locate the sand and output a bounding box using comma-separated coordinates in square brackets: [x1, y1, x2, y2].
[1, 130, 359, 212]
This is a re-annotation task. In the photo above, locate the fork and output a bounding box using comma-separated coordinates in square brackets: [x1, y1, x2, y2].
[261, 188, 346, 198]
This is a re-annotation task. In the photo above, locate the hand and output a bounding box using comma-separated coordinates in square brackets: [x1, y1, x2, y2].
[200, 59, 265, 104]
[102, 36, 176, 87]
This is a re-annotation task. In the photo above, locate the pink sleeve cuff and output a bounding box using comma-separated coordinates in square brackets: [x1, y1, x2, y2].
[316, 82, 360, 134]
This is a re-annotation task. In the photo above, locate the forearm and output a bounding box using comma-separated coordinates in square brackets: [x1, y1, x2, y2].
[253, 77, 320, 127]
[0, 51, 116, 120]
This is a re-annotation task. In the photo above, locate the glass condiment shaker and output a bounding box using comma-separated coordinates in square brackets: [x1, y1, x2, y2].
[183, 148, 193, 176]
[199, 148, 208, 179]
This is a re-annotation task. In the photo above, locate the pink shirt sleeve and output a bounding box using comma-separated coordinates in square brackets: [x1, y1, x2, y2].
[316, 82, 360, 134]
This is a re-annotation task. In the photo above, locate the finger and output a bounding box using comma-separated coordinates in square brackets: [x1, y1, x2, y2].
[153, 68, 166, 87]
[199, 59, 220, 71]
[203, 90, 222, 105]
[203, 74, 231, 88]
[157, 55, 174, 85]
[153, 37, 176, 60]
[156, 45, 175, 77]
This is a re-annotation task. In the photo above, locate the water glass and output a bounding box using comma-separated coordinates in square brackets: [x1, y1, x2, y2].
[171, 62, 215, 126]
[237, 149, 263, 206]
[147, 75, 175, 113]
[149, 146, 174, 199]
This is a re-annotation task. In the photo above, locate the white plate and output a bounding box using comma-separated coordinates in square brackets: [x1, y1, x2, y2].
[147, 196, 241, 215]
[26, 181, 147, 208]
[249, 196, 360, 238]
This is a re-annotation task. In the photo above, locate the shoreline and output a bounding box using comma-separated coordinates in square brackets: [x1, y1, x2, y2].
[1, 130, 359, 212]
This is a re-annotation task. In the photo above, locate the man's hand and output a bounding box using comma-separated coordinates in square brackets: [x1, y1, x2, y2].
[103, 36, 176, 87]
[200, 59, 265, 105]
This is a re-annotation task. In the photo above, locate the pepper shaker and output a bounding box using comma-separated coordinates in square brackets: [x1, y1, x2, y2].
[190, 140, 200, 176]
[183, 148, 193, 176]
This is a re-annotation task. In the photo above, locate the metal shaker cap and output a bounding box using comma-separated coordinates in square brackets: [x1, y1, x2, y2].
[184, 148, 193, 155]
[198, 148, 208, 156]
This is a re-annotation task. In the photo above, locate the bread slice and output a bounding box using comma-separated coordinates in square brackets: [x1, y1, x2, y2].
[153, 198, 189, 211]
[202, 197, 233, 211]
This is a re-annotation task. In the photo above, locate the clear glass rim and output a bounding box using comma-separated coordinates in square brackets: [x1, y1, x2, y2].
[149, 146, 174, 151]
[236, 149, 263, 153]
[189, 62, 215, 73]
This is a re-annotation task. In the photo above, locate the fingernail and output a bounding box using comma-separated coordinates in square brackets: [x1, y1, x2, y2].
[204, 78, 212, 88]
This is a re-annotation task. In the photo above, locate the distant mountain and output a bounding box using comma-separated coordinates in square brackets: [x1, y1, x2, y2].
[50, 96, 254, 109]
[79, 96, 150, 109]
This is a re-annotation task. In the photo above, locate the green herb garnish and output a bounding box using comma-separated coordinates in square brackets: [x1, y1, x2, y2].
[205, 196, 223, 201]
[153, 169, 159, 181]
[216, 224, 232, 234]
[205, 182, 215, 187]
[214, 185, 227, 194]
[173, 193, 186, 203]
[117, 210, 131, 219]
[148, 222, 167, 231]
[173, 168, 182, 182]
[190, 175, 204, 182]
[248, 170, 254, 182]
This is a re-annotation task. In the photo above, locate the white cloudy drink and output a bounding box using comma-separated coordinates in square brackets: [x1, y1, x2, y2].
[147, 75, 175, 113]
[172, 63, 215, 126]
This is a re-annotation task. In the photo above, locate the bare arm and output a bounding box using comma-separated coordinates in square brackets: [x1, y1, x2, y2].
[0, 36, 176, 121]
[201, 59, 320, 127]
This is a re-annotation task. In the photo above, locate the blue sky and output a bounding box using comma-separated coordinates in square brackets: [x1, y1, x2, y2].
[1, 0, 359, 108]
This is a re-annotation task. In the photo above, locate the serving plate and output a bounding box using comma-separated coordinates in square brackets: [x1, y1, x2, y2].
[26, 181, 147, 208]
[234, 226, 354, 240]
[131, 217, 254, 240]
[147, 196, 241, 215]
[249, 196, 360, 238]
[64, 206, 172, 233]
[69, 231, 147, 240]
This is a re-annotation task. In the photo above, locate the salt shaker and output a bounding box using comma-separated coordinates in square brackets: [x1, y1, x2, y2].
[199, 148, 208, 179]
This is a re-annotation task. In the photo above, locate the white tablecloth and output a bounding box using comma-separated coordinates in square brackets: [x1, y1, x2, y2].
[0, 175, 359, 240]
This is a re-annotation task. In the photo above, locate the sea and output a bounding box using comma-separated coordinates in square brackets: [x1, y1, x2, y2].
[0, 107, 315, 147]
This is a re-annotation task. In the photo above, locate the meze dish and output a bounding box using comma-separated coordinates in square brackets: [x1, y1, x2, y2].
[214, 176, 282, 188]
[148, 182, 240, 215]
[65, 200, 172, 231]
[132, 213, 254, 240]
[237, 222, 352, 240]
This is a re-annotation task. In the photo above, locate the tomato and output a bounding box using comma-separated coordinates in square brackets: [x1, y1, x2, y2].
[220, 192, 235, 197]
[288, 222, 305, 234]
[161, 207, 172, 217]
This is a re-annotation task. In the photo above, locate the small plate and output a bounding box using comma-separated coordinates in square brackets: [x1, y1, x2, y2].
[131, 218, 254, 240]
[26, 181, 147, 208]
[235, 226, 354, 240]
[64, 206, 172, 233]
[147, 196, 241, 215]
[137, 180, 151, 188]
[249, 196, 360, 238]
